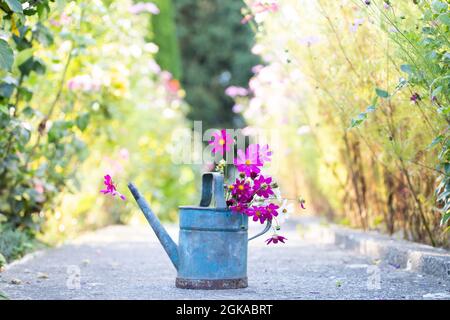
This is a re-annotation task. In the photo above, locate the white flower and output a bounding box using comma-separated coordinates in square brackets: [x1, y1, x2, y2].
[277, 199, 294, 223]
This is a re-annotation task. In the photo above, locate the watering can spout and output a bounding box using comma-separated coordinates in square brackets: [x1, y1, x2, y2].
[128, 182, 179, 271]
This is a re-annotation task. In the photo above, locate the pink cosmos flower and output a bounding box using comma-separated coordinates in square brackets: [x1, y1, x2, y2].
[350, 18, 365, 33]
[251, 64, 264, 74]
[248, 144, 272, 163]
[246, 206, 269, 224]
[234, 147, 263, 176]
[49, 12, 71, 27]
[225, 86, 249, 98]
[232, 104, 244, 113]
[265, 203, 279, 219]
[252, 1, 278, 13]
[230, 178, 251, 196]
[230, 202, 248, 214]
[241, 14, 253, 24]
[253, 175, 274, 198]
[209, 129, 234, 155]
[265, 234, 287, 245]
[129, 2, 160, 15]
[67, 75, 101, 92]
[100, 174, 126, 201]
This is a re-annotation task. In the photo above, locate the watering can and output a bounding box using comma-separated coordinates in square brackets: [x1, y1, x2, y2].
[128, 172, 272, 289]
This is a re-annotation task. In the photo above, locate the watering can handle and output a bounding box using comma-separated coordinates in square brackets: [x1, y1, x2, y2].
[248, 220, 272, 242]
[199, 172, 227, 209]
[199, 172, 272, 240]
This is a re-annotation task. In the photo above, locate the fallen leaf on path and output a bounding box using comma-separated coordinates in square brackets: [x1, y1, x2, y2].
[10, 278, 22, 285]
[37, 272, 49, 279]
[82, 259, 90, 266]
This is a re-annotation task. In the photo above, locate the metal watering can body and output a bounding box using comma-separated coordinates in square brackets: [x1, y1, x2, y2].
[128, 172, 271, 290]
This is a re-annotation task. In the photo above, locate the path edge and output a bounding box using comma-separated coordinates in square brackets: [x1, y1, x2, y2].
[297, 217, 450, 280]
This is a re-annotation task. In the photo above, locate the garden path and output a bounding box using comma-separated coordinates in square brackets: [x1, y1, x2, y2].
[0, 217, 448, 300]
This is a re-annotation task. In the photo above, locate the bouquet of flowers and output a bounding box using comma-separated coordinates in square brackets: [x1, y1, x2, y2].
[209, 129, 305, 245]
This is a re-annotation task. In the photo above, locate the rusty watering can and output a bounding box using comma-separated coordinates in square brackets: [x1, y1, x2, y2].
[128, 172, 272, 289]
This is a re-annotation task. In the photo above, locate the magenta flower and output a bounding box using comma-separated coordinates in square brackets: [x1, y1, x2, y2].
[230, 179, 251, 196]
[265, 203, 279, 219]
[230, 202, 248, 214]
[209, 129, 234, 155]
[234, 147, 263, 176]
[299, 198, 306, 210]
[253, 175, 274, 198]
[265, 234, 287, 245]
[100, 174, 126, 201]
[410, 93, 421, 104]
[246, 206, 269, 223]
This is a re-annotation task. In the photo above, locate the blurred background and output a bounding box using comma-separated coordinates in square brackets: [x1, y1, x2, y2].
[0, 0, 449, 264]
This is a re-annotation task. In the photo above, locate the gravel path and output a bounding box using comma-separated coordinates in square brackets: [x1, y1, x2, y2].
[0, 219, 449, 300]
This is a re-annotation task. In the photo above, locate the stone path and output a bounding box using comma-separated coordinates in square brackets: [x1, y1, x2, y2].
[0, 219, 449, 300]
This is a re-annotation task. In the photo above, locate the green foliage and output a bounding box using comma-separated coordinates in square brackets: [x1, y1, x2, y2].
[0, 291, 9, 300]
[236, 0, 449, 247]
[0, 0, 197, 250]
[173, 0, 259, 128]
[151, 0, 182, 79]
[0, 224, 35, 261]
[370, 0, 450, 233]
[0, 39, 14, 70]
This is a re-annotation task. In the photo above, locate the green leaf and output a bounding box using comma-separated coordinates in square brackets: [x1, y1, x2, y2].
[428, 135, 444, 149]
[438, 13, 450, 26]
[432, 0, 448, 13]
[0, 40, 14, 71]
[33, 22, 53, 47]
[14, 48, 34, 67]
[0, 253, 6, 268]
[375, 88, 389, 98]
[18, 57, 46, 76]
[350, 112, 367, 128]
[366, 105, 376, 113]
[441, 212, 450, 226]
[0, 82, 15, 98]
[432, 86, 442, 98]
[5, 0, 23, 13]
[22, 106, 35, 118]
[75, 113, 90, 131]
[400, 64, 412, 74]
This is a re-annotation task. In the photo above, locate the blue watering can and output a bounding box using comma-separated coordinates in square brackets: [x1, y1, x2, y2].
[128, 172, 272, 289]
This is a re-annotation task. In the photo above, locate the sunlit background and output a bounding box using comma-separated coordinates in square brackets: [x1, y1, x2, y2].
[0, 0, 449, 264]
